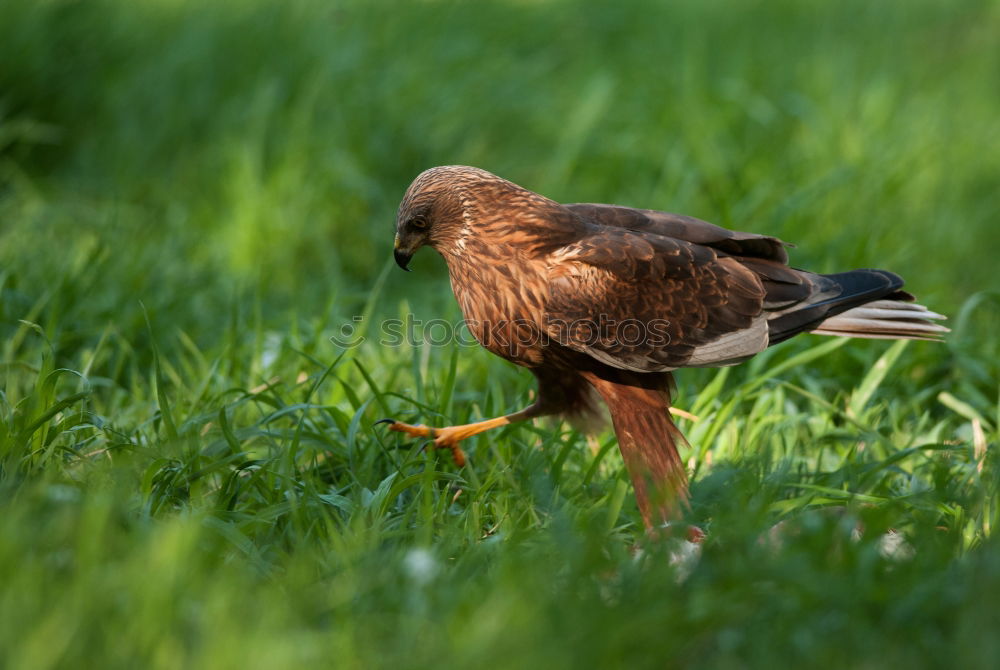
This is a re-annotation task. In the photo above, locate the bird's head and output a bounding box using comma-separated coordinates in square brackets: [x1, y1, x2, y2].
[393, 165, 525, 270]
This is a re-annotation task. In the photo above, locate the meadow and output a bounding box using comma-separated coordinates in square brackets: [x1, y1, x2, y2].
[1, 0, 999, 667]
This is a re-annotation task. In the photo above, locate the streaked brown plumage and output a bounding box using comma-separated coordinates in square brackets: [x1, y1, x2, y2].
[383, 165, 947, 529]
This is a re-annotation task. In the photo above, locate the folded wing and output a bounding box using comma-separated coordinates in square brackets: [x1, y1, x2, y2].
[544, 204, 946, 373]
[545, 224, 770, 372]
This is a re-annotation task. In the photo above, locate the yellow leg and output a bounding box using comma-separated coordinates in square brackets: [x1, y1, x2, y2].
[376, 409, 534, 467]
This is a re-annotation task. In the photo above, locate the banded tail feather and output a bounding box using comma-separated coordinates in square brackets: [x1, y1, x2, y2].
[767, 268, 948, 345]
[811, 299, 949, 340]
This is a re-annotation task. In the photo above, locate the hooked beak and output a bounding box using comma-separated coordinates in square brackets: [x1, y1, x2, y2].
[393, 234, 413, 271]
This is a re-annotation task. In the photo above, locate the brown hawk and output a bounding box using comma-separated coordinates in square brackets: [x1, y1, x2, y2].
[379, 166, 947, 529]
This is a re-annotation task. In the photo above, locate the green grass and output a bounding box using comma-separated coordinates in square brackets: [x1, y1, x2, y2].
[2, 0, 1000, 667]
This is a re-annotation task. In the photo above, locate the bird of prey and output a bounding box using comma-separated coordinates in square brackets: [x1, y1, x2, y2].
[380, 166, 947, 529]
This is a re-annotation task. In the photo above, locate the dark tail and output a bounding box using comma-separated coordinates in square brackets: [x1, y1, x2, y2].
[767, 269, 948, 345]
[582, 371, 688, 528]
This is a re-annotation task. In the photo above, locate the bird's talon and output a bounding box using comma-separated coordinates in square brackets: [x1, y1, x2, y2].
[378, 420, 433, 439]
[440, 445, 467, 467]
[375, 421, 473, 466]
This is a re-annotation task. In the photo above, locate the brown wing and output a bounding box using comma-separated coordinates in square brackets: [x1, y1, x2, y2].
[549, 204, 943, 364]
[564, 203, 813, 314]
[564, 203, 790, 263]
[544, 225, 770, 372]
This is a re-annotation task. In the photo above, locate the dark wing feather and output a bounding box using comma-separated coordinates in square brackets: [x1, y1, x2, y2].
[546, 204, 943, 370]
[565, 203, 791, 263]
[563, 203, 944, 343]
[544, 226, 768, 372]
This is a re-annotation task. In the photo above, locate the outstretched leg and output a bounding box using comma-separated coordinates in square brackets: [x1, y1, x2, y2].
[376, 368, 595, 466]
[377, 406, 538, 466]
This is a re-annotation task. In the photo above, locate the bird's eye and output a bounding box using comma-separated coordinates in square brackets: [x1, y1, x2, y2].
[410, 216, 429, 229]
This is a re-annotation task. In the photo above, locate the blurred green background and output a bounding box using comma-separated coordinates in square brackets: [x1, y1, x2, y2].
[2, 0, 999, 668]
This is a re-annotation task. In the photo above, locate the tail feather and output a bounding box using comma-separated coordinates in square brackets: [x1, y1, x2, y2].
[767, 269, 948, 344]
[581, 371, 688, 528]
[811, 299, 949, 340]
